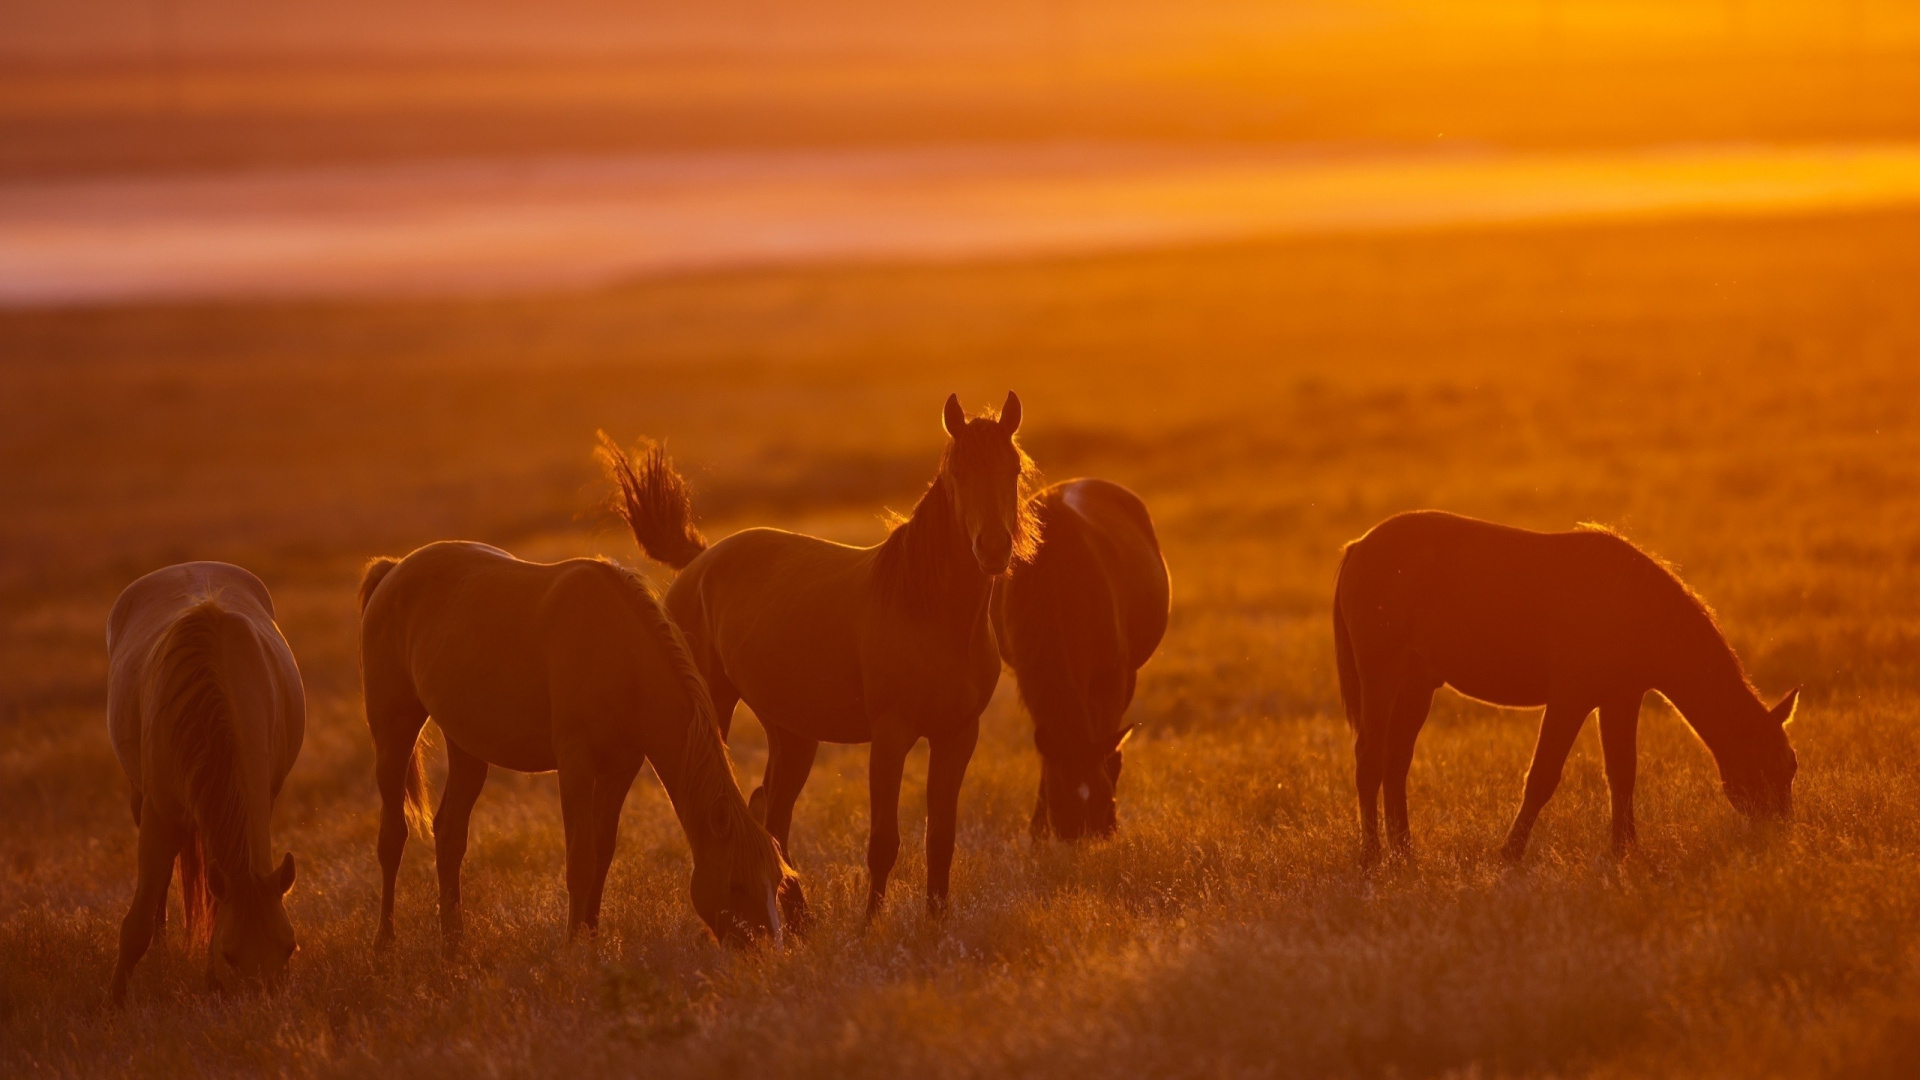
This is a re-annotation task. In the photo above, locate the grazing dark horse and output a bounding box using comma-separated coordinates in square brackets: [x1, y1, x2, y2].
[1333, 510, 1798, 864]
[358, 541, 800, 951]
[602, 392, 1036, 917]
[105, 562, 303, 1006]
[992, 479, 1169, 841]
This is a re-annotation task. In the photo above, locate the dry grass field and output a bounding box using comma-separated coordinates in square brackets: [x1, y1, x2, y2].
[2, 207, 1918, 1077]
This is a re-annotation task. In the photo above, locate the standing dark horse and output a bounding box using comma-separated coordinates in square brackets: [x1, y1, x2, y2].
[992, 479, 1169, 841]
[602, 392, 1037, 917]
[1333, 511, 1798, 864]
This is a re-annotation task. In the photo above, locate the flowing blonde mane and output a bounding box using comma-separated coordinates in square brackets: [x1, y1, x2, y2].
[142, 597, 255, 941]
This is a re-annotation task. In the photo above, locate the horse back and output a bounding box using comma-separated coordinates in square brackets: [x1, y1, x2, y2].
[106, 562, 303, 800]
[996, 480, 1168, 734]
[1337, 511, 1672, 705]
[1053, 479, 1169, 671]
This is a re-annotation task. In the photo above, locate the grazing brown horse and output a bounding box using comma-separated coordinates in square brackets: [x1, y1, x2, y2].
[602, 392, 1036, 917]
[358, 541, 800, 951]
[992, 479, 1169, 841]
[105, 562, 303, 1006]
[1334, 511, 1799, 864]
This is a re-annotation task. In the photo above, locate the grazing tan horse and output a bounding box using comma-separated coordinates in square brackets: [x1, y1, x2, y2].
[1334, 510, 1799, 865]
[358, 541, 801, 951]
[992, 479, 1169, 841]
[602, 392, 1037, 917]
[105, 562, 303, 1006]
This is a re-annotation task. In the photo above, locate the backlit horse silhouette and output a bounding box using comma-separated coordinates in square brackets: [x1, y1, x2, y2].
[1334, 511, 1798, 864]
[106, 562, 303, 1005]
[358, 541, 800, 950]
[993, 479, 1169, 840]
[603, 392, 1036, 917]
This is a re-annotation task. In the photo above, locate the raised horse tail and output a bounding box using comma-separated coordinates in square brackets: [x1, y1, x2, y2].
[597, 431, 709, 571]
[1333, 546, 1362, 733]
[144, 599, 241, 945]
[358, 557, 401, 613]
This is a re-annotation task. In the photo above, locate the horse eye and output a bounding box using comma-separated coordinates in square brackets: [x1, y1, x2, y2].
[222, 949, 240, 967]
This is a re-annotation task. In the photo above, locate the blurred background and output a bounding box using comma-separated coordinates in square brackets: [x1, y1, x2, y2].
[3, 1, 1917, 302]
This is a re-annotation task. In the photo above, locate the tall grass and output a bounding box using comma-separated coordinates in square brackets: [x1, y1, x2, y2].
[2, 210, 1917, 1077]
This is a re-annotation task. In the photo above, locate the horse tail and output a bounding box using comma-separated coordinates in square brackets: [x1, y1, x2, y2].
[144, 599, 243, 945]
[402, 728, 433, 839]
[597, 431, 708, 570]
[1333, 546, 1362, 733]
[358, 557, 400, 614]
[177, 828, 212, 945]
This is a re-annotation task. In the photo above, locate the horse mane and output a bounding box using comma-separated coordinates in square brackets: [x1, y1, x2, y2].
[599, 561, 792, 880]
[875, 409, 1041, 612]
[1576, 522, 1757, 695]
[142, 597, 253, 943]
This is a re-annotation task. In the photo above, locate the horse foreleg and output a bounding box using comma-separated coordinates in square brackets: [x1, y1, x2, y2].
[1599, 695, 1642, 857]
[109, 806, 186, 1007]
[556, 756, 600, 940]
[924, 719, 980, 917]
[761, 726, 819, 854]
[864, 729, 914, 923]
[1502, 699, 1593, 862]
[433, 741, 490, 957]
[585, 758, 641, 932]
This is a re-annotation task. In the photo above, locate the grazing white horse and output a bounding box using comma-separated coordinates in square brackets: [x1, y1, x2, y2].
[357, 541, 801, 952]
[105, 562, 303, 1006]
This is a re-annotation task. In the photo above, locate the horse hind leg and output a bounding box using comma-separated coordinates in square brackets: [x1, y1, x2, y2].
[1382, 676, 1437, 857]
[1352, 654, 1404, 869]
[433, 741, 490, 957]
[367, 681, 429, 952]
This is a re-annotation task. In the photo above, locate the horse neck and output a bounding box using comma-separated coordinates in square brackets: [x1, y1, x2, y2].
[878, 474, 992, 622]
[1654, 611, 1763, 762]
[644, 676, 738, 853]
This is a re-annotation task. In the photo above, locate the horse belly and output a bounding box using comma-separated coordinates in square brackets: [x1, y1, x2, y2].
[1421, 614, 1554, 709]
[416, 669, 559, 773]
[738, 675, 871, 744]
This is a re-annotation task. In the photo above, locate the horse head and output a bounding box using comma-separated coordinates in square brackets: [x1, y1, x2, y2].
[688, 797, 806, 947]
[207, 852, 297, 994]
[1037, 726, 1133, 841]
[940, 391, 1035, 577]
[1722, 688, 1799, 819]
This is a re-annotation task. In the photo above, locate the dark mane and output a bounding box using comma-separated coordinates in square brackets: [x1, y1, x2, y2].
[874, 408, 1041, 613]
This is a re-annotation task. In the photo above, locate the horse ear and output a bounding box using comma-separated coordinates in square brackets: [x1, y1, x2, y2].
[1000, 391, 1022, 434]
[276, 852, 296, 896]
[943, 393, 965, 436]
[708, 798, 734, 839]
[747, 786, 768, 826]
[1771, 687, 1801, 727]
